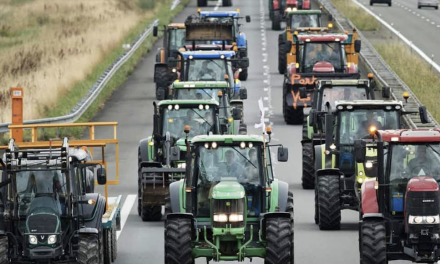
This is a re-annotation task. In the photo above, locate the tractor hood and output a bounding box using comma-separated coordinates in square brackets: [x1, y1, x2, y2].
[26, 197, 61, 235]
[212, 177, 245, 199]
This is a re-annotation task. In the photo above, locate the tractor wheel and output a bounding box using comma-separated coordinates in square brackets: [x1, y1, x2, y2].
[141, 205, 162, 222]
[269, 10, 274, 20]
[137, 149, 142, 216]
[155, 67, 169, 92]
[239, 68, 248, 81]
[197, 0, 207, 7]
[0, 236, 8, 264]
[272, 12, 282, 30]
[370, 1, 373, 5]
[302, 116, 308, 140]
[317, 175, 341, 230]
[388, 2, 391, 6]
[265, 218, 292, 264]
[302, 141, 315, 189]
[278, 42, 287, 74]
[103, 229, 111, 264]
[164, 218, 194, 264]
[78, 234, 100, 264]
[111, 227, 117, 262]
[360, 221, 387, 264]
[314, 188, 319, 224]
[282, 83, 303, 124]
[287, 191, 295, 264]
[163, 192, 172, 220]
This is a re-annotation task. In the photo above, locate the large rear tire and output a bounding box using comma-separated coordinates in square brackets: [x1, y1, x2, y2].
[283, 83, 303, 125]
[103, 229, 111, 264]
[360, 221, 387, 264]
[155, 67, 169, 95]
[314, 188, 319, 224]
[317, 175, 341, 230]
[278, 42, 287, 74]
[265, 218, 293, 264]
[0, 236, 8, 264]
[164, 218, 194, 264]
[137, 149, 142, 216]
[141, 205, 162, 221]
[272, 12, 282, 30]
[111, 227, 117, 262]
[78, 234, 100, 264]
[239, 68, 248, 81]
[302, 141, 315, 189]
[287, 191, 295, 264]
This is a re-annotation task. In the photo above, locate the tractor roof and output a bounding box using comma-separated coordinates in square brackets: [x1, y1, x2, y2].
[335, 100, 403, 108]
[181, 50, 236, 59]
[168, 23, 185, 29]
[286, 9, 322, 15]
[158, 99, 219, 106]
[378, 129, 440, 143]
[318, 79, 370, 87]
[191, 134, 264, 144]
[297, 34, 348, 42]
[199, 11, 240, 17]
[172, 81, 229, 89]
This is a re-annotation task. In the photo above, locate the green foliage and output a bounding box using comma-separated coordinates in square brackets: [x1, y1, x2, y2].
[329, 0, 380, 31]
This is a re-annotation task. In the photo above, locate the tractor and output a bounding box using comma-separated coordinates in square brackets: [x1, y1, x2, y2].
[356, 128, 440, 263]
[281, 28, 361, 124]
[269, 0, 312, 30]
[0, 122, 122, 264]
[137, 99, 243, 221]
[314, 100, 429, 230]
[278, 8, 334, 74]
[300, 76, 385, 189]
[164, 129, 294, 263]
[184, 12, 251, 81]
[152, 23, 186, 100]
[198, 0, 232, 7]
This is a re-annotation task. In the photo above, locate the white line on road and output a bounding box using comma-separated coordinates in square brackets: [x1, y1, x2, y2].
[116, 194, 137, 240]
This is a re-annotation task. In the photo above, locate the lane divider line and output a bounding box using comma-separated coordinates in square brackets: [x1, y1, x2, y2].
[116, 194, 137, 240]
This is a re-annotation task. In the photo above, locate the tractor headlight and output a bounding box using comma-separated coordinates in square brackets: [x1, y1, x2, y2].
[48, 235, 57, 244]
[229, 214, 244, 222]
[29, 235, 37, 245]
[408, 215, 439, 224]
[213, 214, 228, 222]
[177, 163, 186, 169]
[365, 161, 373, 169]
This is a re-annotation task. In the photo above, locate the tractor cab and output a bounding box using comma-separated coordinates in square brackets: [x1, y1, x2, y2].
[357, 129, 440, 263]
[285, 9, 323, 30]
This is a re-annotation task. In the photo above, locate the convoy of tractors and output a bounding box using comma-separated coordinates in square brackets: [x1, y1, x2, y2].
[0, 1, 439, 264]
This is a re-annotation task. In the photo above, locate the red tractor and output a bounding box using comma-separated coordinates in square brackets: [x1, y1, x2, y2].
[356, 125, 440, 263]
[269, 0, 311, 30]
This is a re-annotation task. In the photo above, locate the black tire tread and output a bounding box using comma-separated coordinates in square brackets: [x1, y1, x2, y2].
[155, 66, 170, 96]
[165, 218, 194, 264]
[103, 229, 111, 264]
[78, 234, 100, 264]
[111, 227, 117, 262]
[265, 218, 292, 264]
[318, 176, 341, 230]
[239, 68, 248, 81]
[361, 221, 387, 264]
[272, 12, 282, 30]
[141, 205, 162, 222]
[278, 42, 287, 74]
[0, 236, 8, 264]
[302, 141, 315, 189]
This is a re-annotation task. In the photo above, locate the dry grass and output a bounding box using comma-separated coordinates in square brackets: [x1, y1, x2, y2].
[0, 0, 158, 123]
[328, 0, 381, 31]
[375, 42, 440, 122]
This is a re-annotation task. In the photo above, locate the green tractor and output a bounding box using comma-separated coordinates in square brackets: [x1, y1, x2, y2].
[314, 100, 428, 230]
[301, 77, 386, 189]
[137, 99, 243, 221]
[164, 130, 294, 263]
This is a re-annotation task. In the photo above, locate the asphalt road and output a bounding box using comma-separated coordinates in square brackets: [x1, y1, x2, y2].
[357, 0, 440, 66]
[88, 0, 369, 263]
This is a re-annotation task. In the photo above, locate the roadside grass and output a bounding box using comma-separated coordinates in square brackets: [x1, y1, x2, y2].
[0, 0, 190, 144]
[328, 0, 381, 31]
[375, 42, 440, 122]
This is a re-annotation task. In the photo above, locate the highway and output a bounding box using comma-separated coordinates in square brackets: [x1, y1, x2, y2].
[88, 0, 384, 263]
[357, 0, 440, 66]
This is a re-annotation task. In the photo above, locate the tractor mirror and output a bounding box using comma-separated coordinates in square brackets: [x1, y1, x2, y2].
[382, 86, 390, 99]
[220, 124, 228, 134]
[354, 140, 366, 163]
[239, 88, 248, 100]
[354, 39, 361, 53]
[97, 168, 107, 185]
[419, 106, 430, 124]
[246, 15, 251, 23]
[153, 26, 158, 37]
[170, 146, 180, 161]
[299, 87, 307, 99]
[309, 109, 316, 126]
[232, 108, 242, 120]
[277, 147, 289, 162]
[285, 41, 293, 53]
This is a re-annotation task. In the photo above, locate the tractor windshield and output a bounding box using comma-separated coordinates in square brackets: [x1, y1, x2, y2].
[16, 170, 67, 216]
[174, 88, 221, 101]
[338, 109, 400, 144]
[290, 14, 321, 28]
[169, 28, 188, 51]
[194, 144, 263, 217]
[161, 106, 216, 138]
[320, 87, 367, 110]
[302, 42, 345, 72]
[187, 59, 228, 81]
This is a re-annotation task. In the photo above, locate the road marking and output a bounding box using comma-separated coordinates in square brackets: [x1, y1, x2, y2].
[213, 0, 221, 10]
[116, 194, 136, 240]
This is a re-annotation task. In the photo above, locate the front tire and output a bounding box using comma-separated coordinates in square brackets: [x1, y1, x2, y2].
[78, 234, 100, 264]
[103, 229, 111, 264]
[165, 218, 194, 264]
[302, 141, 315, 189]
[317, 175, 341, 230]
[239, 68, 248, 81]
[360, 221, 387, 264]
[0, 236, 8, 264]
[272, 12, 282, 30]
[141, 205, 162, 221]
[278, 42, 287, 74]
[265, 218, 293, 264]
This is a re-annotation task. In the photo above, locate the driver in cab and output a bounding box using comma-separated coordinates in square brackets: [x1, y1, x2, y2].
[407, 145, 437, 175]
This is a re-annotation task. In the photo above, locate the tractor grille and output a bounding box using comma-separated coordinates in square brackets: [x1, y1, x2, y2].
[212, 199, 245, 228]
[27, 214, 58, 234]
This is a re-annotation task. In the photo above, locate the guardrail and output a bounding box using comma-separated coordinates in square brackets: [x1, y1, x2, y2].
[316, 0, 440, 129]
